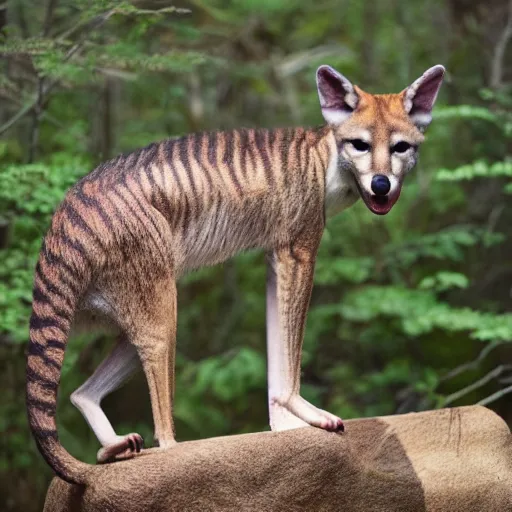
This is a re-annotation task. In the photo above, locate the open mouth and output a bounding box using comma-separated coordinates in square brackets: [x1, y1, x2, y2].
[366, 194, 394, 215]
[353, 180, 401, 216]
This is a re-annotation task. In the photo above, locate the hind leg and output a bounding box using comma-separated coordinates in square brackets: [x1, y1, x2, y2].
[130, 280, 178, 450]
[138, 343, 176, 449]
[86, 204, 178, 454]
[70, 336, 144, 462]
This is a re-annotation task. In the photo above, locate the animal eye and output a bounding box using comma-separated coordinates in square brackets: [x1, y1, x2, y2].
[392, 141, 412, 153]
[350, 139, 370, 152]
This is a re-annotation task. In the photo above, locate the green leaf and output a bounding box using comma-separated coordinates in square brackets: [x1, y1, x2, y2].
[419, 272, 469, 292]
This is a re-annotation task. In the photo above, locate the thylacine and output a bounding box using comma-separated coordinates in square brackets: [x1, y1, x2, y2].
[26, 64, 445, 484]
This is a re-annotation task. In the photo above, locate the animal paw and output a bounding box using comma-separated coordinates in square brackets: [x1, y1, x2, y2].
[97, 433, 144, 463]
[270, 395, 344, 433]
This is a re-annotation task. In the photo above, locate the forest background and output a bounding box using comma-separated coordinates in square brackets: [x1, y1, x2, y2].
[0, 0, 511, 510]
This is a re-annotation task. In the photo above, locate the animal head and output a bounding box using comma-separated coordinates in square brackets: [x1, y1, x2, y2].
[316, 64, 445, 215]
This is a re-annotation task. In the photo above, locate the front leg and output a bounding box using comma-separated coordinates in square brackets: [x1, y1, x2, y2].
[266, 239, 344, 433]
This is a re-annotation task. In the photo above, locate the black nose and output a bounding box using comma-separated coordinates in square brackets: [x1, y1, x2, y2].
[371, 175, 391, 196]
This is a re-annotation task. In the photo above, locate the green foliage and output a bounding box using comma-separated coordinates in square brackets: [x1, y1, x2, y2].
[434, 104, 512, 135]
[0, 159, 87, 215]
[437, 160, 512, 182]
[174, 347, 266, 437]
[315, 257, 374, 284]
[0, 158, 89, 342]
[383, 227, 505, 266]
[419, 271, 469, 292]
[340, 286, 512, 341]
[81, 1, 188, 17]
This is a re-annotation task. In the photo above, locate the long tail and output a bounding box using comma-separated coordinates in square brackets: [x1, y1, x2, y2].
[26, 221, 96, 485]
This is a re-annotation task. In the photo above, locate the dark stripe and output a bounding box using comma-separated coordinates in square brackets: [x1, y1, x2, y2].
[75, 187, 115, 231]
[116, 188, 168, 261]
[281, 129, 290, 187]
[165, 141, 183, 192]
[35, 429, 58, 441]
[222, 131, 233, 165]
[63, 202, 105, 251]
[27, 344, 61, 370]
[117, 173, 138, 220]
[29, 314, 66, 333]
[268, 129, 276, 151]
[39, 249, 80, 294]
[208, 131, 218, 167]
[122, 142, 156, 175]
[45, 236, 92, 277]
[35, 263, 74, 310]
[239, 129, 249, 180]
[123, 185, 163, 243]
[28, 341, 46, 357]
[140, 142, 158, 171]
[180, 137, 198, 196]
[42, 239, 84, 274]
[47, 338, 66, 351]
[155, 152, 174, 221]
[223, 131, 242, 195]
[127, 147, 142, 171]
[28, 396, 57, 415]
[33, 286, 51, 306]
[32, 287, 71, 320]
[111, 189, 147, 232]
[57, 232, 90, 265]
[26, 367, 59, 391]
[193, 133, 213, 189]
[268, 129, 278, 184]
[178, 136, 190, 167]
[181, 195, 191, 232]
[60, 273, 80, 296]
[28, 340, 61, 357]
[134, 153, 167, 216]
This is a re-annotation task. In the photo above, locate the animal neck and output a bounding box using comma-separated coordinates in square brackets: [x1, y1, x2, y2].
[322, 128, 360, 217]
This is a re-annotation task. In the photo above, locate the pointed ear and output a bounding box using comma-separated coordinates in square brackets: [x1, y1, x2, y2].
[403, 65, 445, 130]
[316, 65, 359, 125]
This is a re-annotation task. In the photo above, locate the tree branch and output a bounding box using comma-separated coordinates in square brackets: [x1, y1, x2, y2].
[42, 0, 58, 37]
[490, 0, 512, 89]
[438, 341, 500, 383]
[442, 364, 512, 406]
[499, 372, 512, 384]
[28, 0, 58, 162]
[0, 9, 115, 138]
[477, 384, 512, 406]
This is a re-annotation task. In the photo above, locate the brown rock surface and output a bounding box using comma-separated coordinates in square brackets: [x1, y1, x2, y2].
[44, 405, 512, 512]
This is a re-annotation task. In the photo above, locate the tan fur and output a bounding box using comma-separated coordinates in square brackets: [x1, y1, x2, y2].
[26, 66, 445, 484]
[43, 406, 512, 511]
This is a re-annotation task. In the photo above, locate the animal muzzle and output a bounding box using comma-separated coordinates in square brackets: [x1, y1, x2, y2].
[356, 174, 402, 216]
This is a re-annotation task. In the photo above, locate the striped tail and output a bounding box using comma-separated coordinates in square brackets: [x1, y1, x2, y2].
[26, 229, 94, 485]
